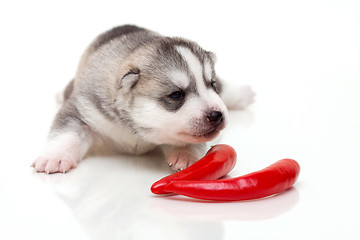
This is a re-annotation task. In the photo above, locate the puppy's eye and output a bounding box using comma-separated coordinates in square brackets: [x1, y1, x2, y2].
[169, 90, 185, 100]
[211, 80, 219, 93]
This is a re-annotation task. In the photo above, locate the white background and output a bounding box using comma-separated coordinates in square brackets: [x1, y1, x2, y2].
[1, 0, 360, 239]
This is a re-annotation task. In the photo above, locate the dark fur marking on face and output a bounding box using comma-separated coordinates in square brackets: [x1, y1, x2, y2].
[213, 76, 223, 94]
[203, 76, 220, 94]
[153, 39, 189, 70]
[160, 38, 217, 97]
[159, 91, 186, 112]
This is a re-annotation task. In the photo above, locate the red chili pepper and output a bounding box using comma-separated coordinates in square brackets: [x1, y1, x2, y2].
[164, 159, 300, 201]
[151, 144, 237, 194]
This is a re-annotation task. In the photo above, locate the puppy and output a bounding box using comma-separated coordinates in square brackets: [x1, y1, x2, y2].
[32, 25, 254, 173]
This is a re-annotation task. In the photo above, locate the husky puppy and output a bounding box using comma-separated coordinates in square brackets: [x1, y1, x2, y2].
[32, 25, 254, 173]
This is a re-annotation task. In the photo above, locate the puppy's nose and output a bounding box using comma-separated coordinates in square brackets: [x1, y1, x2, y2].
[207, 111, 223, 126]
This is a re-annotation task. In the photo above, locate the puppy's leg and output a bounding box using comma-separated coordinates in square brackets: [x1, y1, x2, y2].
[217, 77, 256, 110]
[161, 144, 206, 171]
[32, 102, 93, 173]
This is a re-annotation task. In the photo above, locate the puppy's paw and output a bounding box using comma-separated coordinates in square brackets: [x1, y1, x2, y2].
[224, 85, 256, 110]
[32, 133, 81, 174]
[32, 153, 78, 174]
[166, 150, 197, 172]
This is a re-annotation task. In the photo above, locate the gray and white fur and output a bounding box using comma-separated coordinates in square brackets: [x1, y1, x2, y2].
[32, 25, 255, 173]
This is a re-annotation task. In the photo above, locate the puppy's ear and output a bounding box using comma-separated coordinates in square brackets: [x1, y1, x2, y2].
[117, 68, 140, 93]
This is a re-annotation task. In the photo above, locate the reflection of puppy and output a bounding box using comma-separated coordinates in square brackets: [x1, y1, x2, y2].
[32, 25, 255, 173]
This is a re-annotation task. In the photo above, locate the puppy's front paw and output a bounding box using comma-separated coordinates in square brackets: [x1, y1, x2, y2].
[32, 133, 82, 174]
[32, 153, 78, 174]
[166, 150, 197, 172]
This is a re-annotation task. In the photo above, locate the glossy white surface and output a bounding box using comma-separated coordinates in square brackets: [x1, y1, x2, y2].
[1, 1, 360, 239]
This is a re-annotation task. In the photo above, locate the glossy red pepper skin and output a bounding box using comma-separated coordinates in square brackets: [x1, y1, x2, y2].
[151, 144, 237, 194]
[164, 159, 300, 201]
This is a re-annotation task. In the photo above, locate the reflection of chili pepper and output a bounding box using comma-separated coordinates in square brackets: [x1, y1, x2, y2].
[151, 144, 237, 194]
[164, 159, 300, 201]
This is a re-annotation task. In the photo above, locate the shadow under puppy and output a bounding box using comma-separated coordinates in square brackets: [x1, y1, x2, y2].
[32, 25, 255, 173]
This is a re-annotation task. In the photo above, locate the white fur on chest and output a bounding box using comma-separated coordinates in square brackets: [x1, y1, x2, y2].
[77, 97, 155, 155]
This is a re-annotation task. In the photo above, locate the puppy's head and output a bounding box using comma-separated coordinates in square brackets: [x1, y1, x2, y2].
[115, 38, 228, 145]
